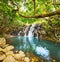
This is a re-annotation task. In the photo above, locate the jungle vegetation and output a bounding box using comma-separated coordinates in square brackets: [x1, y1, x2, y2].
[0, 0, 60, 42]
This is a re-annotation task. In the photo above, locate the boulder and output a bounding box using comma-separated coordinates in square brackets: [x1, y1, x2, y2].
[24, 57, 30, 62]
[14, 53, 25, 60]
[3, 56, 17, 62]
[6, 51, 14, 56]
[0, 54, 6, 61]
[3, 45, 14, 52]
[0, 38, 6, 47]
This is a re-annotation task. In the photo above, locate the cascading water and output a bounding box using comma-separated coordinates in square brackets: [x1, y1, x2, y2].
[10, 36, 52, 62]
[9, 24, 60, 62]
[24, 27, 27, 37]
[28, 24, 35, 37]
[18, 31, 21, 36]
[23, 24, 41, 38]
[18, 24, 44, 38]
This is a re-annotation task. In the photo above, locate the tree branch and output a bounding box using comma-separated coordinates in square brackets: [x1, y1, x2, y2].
[33, 0, 36, 15]
[11, 1, 60, 18]
[18, 10, 60, 18]
[52, 3, 60, 5]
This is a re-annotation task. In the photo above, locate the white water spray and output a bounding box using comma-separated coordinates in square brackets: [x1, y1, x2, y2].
[28, 24, 35, 37]
[36, 46, 51, 61]
[24, 27, 27, 37]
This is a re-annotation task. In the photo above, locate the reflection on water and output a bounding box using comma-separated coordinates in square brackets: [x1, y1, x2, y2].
[9, 36, 60, 62]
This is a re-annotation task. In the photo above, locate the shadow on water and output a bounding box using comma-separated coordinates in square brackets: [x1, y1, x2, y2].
[8, 36, 60, 62]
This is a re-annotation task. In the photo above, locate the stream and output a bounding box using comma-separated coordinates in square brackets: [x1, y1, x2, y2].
[8, 36, 60, 62]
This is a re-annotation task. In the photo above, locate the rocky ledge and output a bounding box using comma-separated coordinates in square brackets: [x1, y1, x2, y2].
[0, 38, 30, 62]
[0, 38, 44, 62]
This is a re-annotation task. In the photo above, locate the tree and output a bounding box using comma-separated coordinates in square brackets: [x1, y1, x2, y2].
[7, 0, 60, 18]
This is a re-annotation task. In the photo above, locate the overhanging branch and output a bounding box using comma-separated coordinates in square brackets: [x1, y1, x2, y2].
[11, 1, 60, 18]
[18, 10, 60, 18]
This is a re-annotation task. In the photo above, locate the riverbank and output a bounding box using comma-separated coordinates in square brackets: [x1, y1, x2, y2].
[0, 38, 44, 62]
[0, 24, 60, 43]
[0, 38, 30, 62]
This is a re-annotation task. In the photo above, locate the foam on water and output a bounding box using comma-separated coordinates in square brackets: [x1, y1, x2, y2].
[36, 46, 50, 60]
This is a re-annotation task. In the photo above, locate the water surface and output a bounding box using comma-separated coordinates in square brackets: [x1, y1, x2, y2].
[9, 36, 60, 62]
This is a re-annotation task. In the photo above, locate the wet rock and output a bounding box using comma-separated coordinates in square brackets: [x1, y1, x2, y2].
[38, 29, 46, 39]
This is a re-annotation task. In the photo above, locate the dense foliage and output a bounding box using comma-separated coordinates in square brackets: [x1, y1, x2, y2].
[0, 0, 60, 23]
[0, 0, 60, 42]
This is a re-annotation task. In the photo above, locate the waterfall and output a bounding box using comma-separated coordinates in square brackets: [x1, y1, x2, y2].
[24, 27, 27, 37]
[18, 31, 21, 36]
[19, 24, 43, 38]
[24, 25, 30, 37]
[24, 24, 39, 38]
[17, 23, 45, 39]
[28, 24, 35, 37]
[35, 30, 38, 38]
